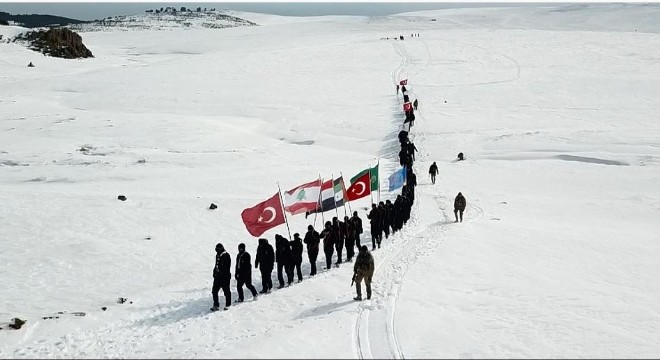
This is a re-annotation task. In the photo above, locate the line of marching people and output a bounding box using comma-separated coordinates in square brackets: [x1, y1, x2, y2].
[210, 82, 424, 311]
[210, 211, 372, 311]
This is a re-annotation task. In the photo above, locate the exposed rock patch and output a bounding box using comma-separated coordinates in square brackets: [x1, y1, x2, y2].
[15, 27, 93, 59]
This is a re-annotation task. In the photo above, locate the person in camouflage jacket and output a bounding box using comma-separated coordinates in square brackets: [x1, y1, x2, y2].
[352, 245, 375, 301]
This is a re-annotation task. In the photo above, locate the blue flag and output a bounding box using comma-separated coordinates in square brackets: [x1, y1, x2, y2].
[388, 167, 407, 191]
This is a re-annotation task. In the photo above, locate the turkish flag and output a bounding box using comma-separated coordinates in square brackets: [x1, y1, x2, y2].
[399, 79, 408, 85]
[403, 102, 412, 112]
[241, 192, 285, 237]
[346, 172, 371, 201]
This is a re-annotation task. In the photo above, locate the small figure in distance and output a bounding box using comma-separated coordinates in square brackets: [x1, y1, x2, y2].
[454, 192, 466, 223]
[429, 161, 438, 185]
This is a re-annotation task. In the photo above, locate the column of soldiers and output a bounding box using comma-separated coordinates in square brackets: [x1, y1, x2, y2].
[368, 129, 418, 255]
[211, 211, 367, 311]
[211, 81, 433, 311]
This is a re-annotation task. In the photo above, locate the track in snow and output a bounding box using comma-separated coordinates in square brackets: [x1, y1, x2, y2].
[354, 37, 439, 360]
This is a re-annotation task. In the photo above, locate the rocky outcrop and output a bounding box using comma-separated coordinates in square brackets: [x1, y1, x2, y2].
[68, 11, 257, 32]
[16, 27, 93, 59]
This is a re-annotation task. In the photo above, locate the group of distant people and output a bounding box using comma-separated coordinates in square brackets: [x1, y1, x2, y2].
[382, 33, 420, 41]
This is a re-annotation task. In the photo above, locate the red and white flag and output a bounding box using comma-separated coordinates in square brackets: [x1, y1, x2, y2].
[283, 179, 322, 215]
[403, 102, 412, 112]
[346, 171, 371, 201]
[241, 192, 285, 237]
[399, 79, 408, 85]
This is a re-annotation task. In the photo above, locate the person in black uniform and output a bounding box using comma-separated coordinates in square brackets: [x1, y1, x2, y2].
[290, 233, 304, 282]
[303, 225, 320, 276]
[367, 204, 382, 250]
[211, 243, 231, 311]
[255, 238, 274, 293]
[235, 243, 258, 303]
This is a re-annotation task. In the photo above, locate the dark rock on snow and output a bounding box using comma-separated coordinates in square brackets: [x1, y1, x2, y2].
[8, 318, 26, 330]
[209, 203, 218, 210]
[16, 28, 93, 59]
[117, 195, 127, 201]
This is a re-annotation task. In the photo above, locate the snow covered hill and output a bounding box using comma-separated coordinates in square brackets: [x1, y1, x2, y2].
[68, 10, 257, 32]
[1, 3, 659, 358]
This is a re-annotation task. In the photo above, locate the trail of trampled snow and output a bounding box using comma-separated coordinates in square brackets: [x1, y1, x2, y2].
[2, 4, 660, 358]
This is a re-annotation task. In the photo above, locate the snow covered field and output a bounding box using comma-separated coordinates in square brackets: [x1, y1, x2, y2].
[1, 4, 660, 358]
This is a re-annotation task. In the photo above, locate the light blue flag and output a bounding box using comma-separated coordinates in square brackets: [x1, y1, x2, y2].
[388, 167, 407, 191]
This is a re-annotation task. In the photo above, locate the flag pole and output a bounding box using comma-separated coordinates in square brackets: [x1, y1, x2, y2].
[377, 158, 381, 204]
[331, 173, 340, 219]
[276, 182, 293, 240]
[341, 172, 352, 215]
[340, 173, 349, 218]
[313, 175, 320, 228]
[319, 174, 325, 225]
[368, 163, 374, 206]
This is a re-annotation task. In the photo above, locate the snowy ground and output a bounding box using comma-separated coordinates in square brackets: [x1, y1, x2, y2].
[1, 4, 660, 358]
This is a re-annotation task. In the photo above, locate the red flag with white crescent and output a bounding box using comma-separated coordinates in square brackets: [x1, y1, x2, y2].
[241, 192, 285, 237]
[403, 102, 412, 112]
[346, 171, 371, 201]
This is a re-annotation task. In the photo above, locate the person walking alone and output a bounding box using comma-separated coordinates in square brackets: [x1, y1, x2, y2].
[429, 161, 438, 185]
[454, 192, 466, 222]
[352, 245, 375, 301]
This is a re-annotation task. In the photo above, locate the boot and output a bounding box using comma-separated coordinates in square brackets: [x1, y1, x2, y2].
[259, 289, 268, 294]
[210, 306, 220, 312]
[354, 295, 362, 301]
[234, 298, 244, 303]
